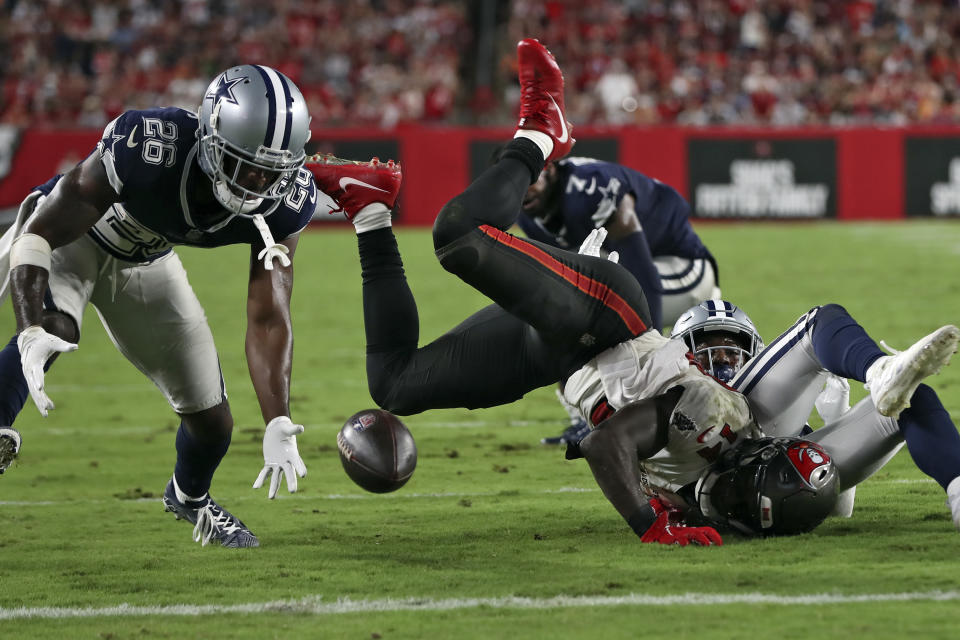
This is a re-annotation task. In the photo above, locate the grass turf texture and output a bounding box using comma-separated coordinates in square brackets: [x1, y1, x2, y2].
[2, 221, 960, 638]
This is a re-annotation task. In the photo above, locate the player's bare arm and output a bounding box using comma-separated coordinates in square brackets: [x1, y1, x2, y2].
[245, 232, 298, 423]
[11, 153, 118, 331]
[579, 391, 672, 522]
[580, 387, 723, 546]
[246, 232, 309, 499]
[9, 152, 118, 416]
[601, 192, 640, 243]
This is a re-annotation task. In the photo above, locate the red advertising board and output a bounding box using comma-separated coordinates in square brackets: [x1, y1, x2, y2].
[1, 124, 956, 224]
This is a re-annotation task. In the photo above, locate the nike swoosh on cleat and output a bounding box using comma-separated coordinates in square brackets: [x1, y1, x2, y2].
[339, 177, 388, 192]
[126, 125, 139, 148]
[547, 95, 569, 143]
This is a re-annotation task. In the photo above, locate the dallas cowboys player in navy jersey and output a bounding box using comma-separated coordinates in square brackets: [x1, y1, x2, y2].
[519, 158, 721, 446]
[0, 65, 321, 548]
[518, 158, 719, 331]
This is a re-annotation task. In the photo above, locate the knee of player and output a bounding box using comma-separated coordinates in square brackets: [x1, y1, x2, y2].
[367, 378, 411, 416]
[183, 402, 234, 441]
[432, 196, 473, 251]
[815, 303, 849, 319]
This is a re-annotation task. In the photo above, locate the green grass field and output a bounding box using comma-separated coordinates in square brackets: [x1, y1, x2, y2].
[2, 221, 960, 639]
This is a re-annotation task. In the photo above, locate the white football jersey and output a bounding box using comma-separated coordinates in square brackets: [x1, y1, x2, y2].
[564, 330, 756, 493]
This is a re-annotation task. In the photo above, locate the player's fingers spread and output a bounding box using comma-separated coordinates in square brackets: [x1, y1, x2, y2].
[294, 457, 307, 477]
[283, 462, 297, 493]
[268, 466, 282, 499]
[253, 466, 270, 489]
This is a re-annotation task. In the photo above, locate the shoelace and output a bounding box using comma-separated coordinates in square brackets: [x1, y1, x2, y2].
[192, 503, 243, 547]
[879, 340, 902, 355]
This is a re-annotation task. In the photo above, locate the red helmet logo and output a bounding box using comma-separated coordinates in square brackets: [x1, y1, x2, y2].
[786, 441, 832, 488]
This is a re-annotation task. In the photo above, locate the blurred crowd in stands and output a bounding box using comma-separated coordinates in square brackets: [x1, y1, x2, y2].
[3, 0, 960, 129]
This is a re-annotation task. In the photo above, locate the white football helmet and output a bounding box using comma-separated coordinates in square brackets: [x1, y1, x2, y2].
[197, 65, 311, 221]
[671, 299, 764, 383]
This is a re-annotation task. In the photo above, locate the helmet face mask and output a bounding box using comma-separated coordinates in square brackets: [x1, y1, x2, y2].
[197, 65, 311, 225]
[696, 437, 839, 537]
[671, 300, 764, 383]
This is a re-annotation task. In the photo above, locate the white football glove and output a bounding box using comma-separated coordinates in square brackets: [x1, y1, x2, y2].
[253, 416, 307, 499]
[17, 325, 78, 417]
[815, 374, 851, 424]
[578, 227, 619, 264]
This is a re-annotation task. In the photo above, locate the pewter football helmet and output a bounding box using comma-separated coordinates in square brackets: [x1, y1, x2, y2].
[197, 65, 311, 218]
[695, 437, 839, 537]
[671, 299, 764, 383]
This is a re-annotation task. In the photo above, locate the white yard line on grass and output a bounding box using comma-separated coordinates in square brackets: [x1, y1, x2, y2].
[0, 478, 935, 508]
[2, 591, 959, 620]
[25, 418, 553, 435]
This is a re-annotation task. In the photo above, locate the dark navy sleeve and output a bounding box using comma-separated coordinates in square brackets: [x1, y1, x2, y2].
[264, 166, 318, 242]
[516, 212, 564, 246]
[97, 108, 194, 198]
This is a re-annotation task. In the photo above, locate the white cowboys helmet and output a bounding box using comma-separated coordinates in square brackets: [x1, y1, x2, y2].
[197, 65, 311, 221]
[671, 299, 764, 383]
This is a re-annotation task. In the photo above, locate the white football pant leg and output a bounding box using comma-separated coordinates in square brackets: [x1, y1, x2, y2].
[808, 398, 903, 491]
[733, 308, 827, 437]
[91, 249, 225, 414]
[655, 256, 719, 330]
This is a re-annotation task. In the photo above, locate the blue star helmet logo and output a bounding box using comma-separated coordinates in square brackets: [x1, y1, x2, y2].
[205, 72, 246, 107]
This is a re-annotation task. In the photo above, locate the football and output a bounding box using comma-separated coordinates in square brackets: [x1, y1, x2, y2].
[337, 409, 417, 493]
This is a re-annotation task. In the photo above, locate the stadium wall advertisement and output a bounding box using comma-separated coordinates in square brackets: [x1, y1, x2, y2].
[0, 125, 957, 225]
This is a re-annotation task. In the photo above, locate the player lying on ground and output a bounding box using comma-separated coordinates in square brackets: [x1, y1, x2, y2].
[0, 65, 319, 548]
[310, 38, 773, 545]
[700, 300, 960, 531]
[572, 298, 960, 542]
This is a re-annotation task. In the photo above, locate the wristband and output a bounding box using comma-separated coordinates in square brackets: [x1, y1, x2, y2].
[10, 233, 52, 272]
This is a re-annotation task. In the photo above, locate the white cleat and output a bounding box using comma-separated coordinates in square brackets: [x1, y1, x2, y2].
[947, 476, 960, 532]
[0, 427, 21, 474]
[865, 325, 960, 419]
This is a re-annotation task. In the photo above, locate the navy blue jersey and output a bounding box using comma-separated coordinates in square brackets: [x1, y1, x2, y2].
[35, 107, 318, 262]
[517, 157, 710, 260]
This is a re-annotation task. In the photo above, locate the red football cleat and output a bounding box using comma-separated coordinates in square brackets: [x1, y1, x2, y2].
[516, 38, 574, 161]
[306, 154, 402, 219]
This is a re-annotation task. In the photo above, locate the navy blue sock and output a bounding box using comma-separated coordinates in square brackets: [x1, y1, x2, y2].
[0, 335, 31, 426]
[810, 304, 885, 381]
[610, 231, 662, 330]
[898, 384, 960, 490]
[173, 421, 231, 498]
